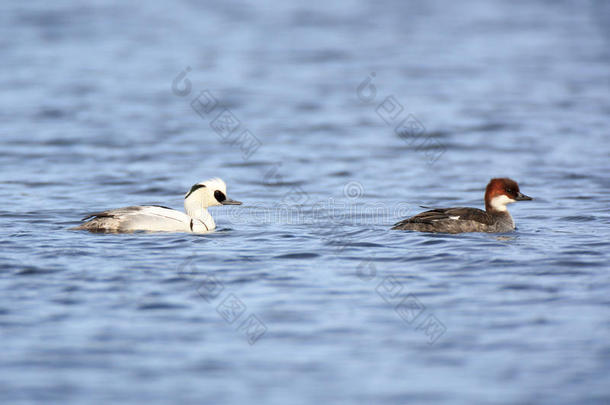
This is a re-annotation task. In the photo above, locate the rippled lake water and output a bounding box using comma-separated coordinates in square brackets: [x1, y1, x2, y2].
[1, 0, 609, 404]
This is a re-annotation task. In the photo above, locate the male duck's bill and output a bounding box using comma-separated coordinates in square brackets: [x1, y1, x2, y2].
[212, 189, 242, 205]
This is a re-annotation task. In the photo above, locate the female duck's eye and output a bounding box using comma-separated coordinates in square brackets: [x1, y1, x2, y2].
[214, 190, 226, 202]
[506, 188, 513, 194]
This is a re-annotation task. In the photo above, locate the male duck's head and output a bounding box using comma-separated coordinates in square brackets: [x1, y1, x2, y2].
[184, 178, 241, 217]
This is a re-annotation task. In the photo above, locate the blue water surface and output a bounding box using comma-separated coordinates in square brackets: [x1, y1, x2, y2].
[1, 0, 609, 404]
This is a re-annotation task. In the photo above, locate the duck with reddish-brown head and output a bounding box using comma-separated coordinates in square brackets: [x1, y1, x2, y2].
[392, 178, 532, 234]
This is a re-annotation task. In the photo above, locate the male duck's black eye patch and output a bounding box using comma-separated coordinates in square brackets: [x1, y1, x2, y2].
[185, 184, 206, 199]
[214, 190, 226, 202]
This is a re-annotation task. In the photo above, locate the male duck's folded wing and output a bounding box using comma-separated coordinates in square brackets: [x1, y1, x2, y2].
[81, 205, 173, 221]
[121, 206, 190, 231]
[76, 205, 189, 232]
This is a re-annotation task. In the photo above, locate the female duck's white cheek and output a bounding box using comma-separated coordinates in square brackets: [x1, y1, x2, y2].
[490, 195, 516, 211]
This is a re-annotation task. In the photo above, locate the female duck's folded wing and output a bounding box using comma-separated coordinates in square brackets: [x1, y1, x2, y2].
[392, 207, 492, 229]
[74, 205, 189, 232]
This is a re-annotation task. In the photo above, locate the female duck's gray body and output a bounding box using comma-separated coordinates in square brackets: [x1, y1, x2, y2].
[73, 178, 241, 233]
[392, 178, 532, 234]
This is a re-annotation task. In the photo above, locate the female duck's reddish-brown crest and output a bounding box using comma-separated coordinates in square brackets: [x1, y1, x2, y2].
[485, 178, 522, 211]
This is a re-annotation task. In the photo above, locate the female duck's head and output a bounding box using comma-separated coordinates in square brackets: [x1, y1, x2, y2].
[184, 178, 242, 217]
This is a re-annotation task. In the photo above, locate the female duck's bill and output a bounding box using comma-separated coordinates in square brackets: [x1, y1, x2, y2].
[72, 178, 241, 233]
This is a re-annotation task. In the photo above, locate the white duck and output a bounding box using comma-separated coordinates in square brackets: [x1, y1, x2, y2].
[73, 178, 241, 233]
